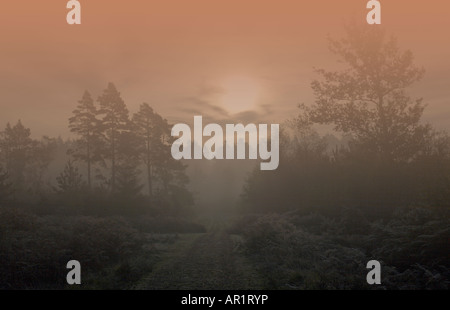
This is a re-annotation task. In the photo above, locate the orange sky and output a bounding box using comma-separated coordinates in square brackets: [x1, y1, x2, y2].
[1, 0, 449, 137]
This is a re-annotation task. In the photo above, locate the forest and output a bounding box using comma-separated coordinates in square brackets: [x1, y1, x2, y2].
[0, 26, 449, 289]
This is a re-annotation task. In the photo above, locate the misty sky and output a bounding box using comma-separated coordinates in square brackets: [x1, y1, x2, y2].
[1, 0, 449, 138]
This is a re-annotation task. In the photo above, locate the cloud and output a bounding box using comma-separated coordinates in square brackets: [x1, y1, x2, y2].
[179, 97, 230, 118]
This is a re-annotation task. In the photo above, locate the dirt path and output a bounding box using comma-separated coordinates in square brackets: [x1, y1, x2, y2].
[135, 231, 264, 290]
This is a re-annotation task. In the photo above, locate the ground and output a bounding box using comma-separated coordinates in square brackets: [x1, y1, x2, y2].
[134, 230, 264, 290]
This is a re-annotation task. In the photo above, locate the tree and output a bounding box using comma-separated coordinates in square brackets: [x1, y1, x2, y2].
[54, 160, 86, 212]
[0, 165, 12, 204]
[55, 160, 85, 195]
[300, 25, 430, 161]
[97, 83, 130, 193]
[132, 103, 192, 211]
[0, 120, 34, 195]
[27, 136, 57, 195]
[69, 91, 101, 189]
[132, 103, 166, 196]
[115, 129, 142, 200]
[153, 122, 193, 213]
[115, 163, 143, 202]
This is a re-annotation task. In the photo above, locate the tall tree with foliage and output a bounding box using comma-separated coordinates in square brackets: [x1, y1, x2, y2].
[132, 103, 166, 196]
[153, 120, 192, 212]
[299, 25, 430, 161]
[69, 91, 101, 189]
[97, 83, 131, 193]
[132, 103, 192, 211]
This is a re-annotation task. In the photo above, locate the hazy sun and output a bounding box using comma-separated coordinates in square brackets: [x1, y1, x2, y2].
[220, 76, 260, 113]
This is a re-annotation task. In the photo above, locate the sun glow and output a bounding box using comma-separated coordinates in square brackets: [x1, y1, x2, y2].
[220, 76, 260, 113]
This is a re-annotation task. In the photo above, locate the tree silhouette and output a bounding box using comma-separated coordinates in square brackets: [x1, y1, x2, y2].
[69, 91, 101, 189]
[300, 25, 430, 161]
[132, 103, 192, 211]
[132, 103, 166, 196]
[115, 128, 142, 200]
[115, 163, 143, 202]
[97, 83, 130, 193]
[154, 123, 192, 213]
[0, 120, 34, 195]
[0, 165, 12, 203]
[27, 136, 57, 195]
[55, 160, 85, 195]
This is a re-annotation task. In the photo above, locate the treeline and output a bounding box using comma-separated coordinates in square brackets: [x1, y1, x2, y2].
[243, 127, 450, 217]
[0, 83, 192, 216]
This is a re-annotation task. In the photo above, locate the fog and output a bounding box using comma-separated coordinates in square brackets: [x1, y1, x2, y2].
[1, 8, 449, 289]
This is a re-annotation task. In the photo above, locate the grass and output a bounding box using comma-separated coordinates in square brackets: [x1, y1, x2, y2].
[136, 231, 264, 290]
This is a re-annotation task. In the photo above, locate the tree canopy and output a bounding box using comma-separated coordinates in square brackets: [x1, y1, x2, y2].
[299, 26, 430, 161]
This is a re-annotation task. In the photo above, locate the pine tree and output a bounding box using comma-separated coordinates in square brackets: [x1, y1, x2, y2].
[69, 91, 101, 189]
[0, 120, 34, 194]
[97, 83, 130, 193]
[0, 165, 12, 203]
[132, 103, 165, 196]
[132, 103, 192, 211]
[55, 160, 85, 195]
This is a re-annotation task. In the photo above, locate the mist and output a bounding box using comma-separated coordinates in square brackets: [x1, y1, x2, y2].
[1, 17, 449, 290]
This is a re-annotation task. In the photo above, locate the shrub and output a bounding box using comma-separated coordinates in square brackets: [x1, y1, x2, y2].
[237, 208, 450, 290]
[0, 211, 147, 289]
